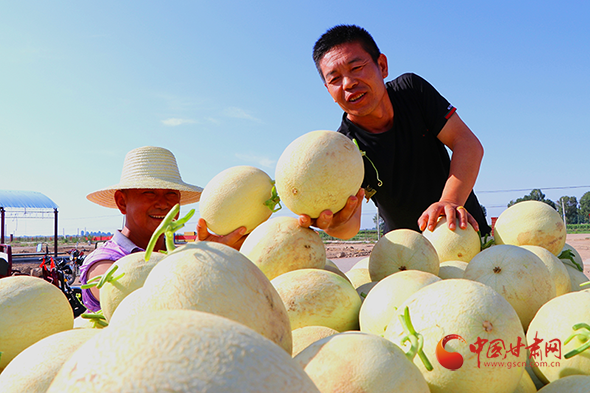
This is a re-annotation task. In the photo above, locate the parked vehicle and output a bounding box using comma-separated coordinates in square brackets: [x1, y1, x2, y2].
[37, 245, 86, 318]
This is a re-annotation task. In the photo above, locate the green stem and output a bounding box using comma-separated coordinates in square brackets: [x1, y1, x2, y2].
[559, 249, 583, 272]
[353, 138, 383, 187]
[144, 204, 195, 260]
[564, 323, 590, 359]
[264, 182, 282, 213]
[398, 306, 433, 371]
[81, 309, 108, 328]
[479, 231, 494, 250]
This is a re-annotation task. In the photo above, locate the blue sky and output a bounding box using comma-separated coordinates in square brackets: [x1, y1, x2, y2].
[1, 1, 589, 236]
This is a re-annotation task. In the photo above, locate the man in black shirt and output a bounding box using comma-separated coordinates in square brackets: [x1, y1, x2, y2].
[299, 24, 490, 238]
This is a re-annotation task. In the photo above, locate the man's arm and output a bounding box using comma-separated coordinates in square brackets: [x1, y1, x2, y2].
[85, 260, 115, 302]
[417, 112, 483, 232]
[298, 188, 365, 239]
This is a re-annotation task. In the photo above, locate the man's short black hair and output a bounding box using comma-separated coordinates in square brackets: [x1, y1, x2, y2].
[313, 24, 381, 81]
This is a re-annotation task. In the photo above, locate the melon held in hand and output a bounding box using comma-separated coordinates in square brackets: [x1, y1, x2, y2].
[199, 165, 280, 235]
[275, 130, 364, 218]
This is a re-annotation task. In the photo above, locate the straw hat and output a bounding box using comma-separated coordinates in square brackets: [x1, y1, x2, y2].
[87, 146, 203, 208]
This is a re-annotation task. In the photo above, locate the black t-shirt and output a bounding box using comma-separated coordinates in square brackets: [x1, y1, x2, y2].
[338, 73, 490, 235]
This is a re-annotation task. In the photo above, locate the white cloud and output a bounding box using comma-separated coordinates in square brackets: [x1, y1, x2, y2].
[235, 153, 276, 169]
[223, 107, 260, 122]
[161, 118, 197, 126]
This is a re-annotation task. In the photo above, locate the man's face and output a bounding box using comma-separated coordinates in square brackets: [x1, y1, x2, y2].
[116, 189, 180, 245]
[319, 42, 389, 120]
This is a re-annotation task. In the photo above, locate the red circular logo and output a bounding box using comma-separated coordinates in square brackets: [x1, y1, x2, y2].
[436, 334, 466, 370]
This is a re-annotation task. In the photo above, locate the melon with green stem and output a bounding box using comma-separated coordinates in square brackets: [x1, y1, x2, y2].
[526, 290, 590, 383]
[199, 165, 280, 236]
[97, 251, 166, 321]
[294, 331, 430, 393]
[369, 229, 439, 281]
[0, 328, 100, 393]
[74, 309, 108, 329]
[360, 270, 441, 337]
[493, 200, 566, 256]
[384, 279, 526, 393]
[559, 243, 589, 291]
[274, 130, 364, 218]
[239, 216, 326, 281]
[422, 217, 481, 262]
[83, 203, 191, 321]
[521, 245, 571, 296]
[271, 268, 361, 332]
[0, 276, 74, 371]
[463, 244, 555, 330]
[47, 309, 321, 393]
[109, 241, 293, 354]
[356, 281, 378, 301]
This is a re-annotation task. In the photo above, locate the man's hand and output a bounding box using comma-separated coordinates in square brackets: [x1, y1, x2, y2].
[196, 218, 248, 250]
[298, 188, 365, 240]
[418, 200, 479, 233]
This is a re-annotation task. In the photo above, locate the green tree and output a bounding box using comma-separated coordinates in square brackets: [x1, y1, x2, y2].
[508, 189, 556, 210]
[557, 196, 579, 224]
[480, 204, 487, 218]
[580, 191, 590, 224]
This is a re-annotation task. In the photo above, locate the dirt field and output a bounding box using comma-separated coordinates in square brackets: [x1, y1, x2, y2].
[8, 234, 590, 277]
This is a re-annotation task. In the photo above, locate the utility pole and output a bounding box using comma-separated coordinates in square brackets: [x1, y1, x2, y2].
[561, 198, 567, 230]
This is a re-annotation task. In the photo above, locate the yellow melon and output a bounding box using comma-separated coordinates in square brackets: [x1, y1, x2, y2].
[359, 270, 440, 336]
[513, 369, 538, 393]
[199, 165, 277, 235]
[0, 276, 74, 371]
[384, 279, 526, 393]
[271, 268, 361, 332]
[47, 310, 321, 393]
[0, 328, 99, 393]
[99, 251, 166, 321]
[493, 200, 566, 256]
[526, 290, 590, 383]
[291, 325, 339, 357]
[537, 375, 590, 392]
[294, 331, 430, 392]
[274, 130, 364, 218]
[464, 244, 555, 330]
[108, 242, 292, 354]
[422, 217, 481, 262]
[369, 229, 440, 281]
[521, 245, 571, 296]
[323, 259, 351, 283]
[239, 216, 326, 280]
[345, 267, 372, 288]
[350, 256, 369, 270]
[438, 260, 468, 279]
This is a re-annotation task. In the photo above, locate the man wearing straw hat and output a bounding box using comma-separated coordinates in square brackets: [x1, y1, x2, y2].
[80, 146, 204, 312]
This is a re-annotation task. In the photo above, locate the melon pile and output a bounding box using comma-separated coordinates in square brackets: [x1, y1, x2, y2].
[2, 131, 590, 392]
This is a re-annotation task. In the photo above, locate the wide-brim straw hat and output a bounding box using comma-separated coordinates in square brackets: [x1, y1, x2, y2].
[87, 146, 203, 209]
